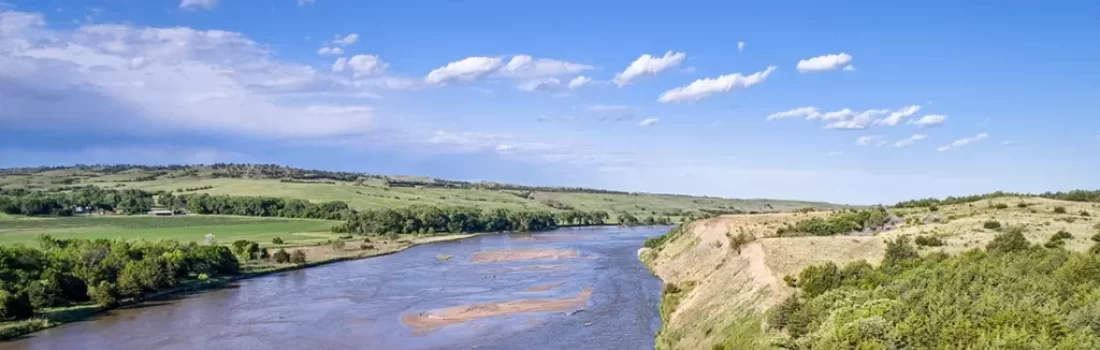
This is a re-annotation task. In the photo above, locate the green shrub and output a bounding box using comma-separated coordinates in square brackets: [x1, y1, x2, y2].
[770, 238, 1100, 349]
[271, 237, 284, 245]
[0, 290, 33, 321]
[993, 203, 1009, 209]
[90, 281, 118, 308]
[928, 205, 939, 212]
[987, 227, 1030, 254]
[1054, 206, 1068, 214]
[914, 235, 946, 247]
[1017, 203, 1028, 208]
[273, 248, 291, 263]
[290, 250, 307, 264]
[1082, 211, 1091, 217]
[982, 220, 1002, 230]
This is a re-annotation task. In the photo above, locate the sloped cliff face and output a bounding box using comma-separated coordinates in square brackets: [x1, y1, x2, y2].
[642, 214, 885, 349]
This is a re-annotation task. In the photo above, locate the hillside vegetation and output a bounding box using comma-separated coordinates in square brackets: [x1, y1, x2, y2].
[642, 194, 1100, 349]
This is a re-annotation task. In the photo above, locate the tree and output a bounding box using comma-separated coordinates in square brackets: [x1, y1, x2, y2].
[90, 281, 119, 308]
[273, 249, 291, 263]
[272, 237, 284, 245]
[290, 250, 307, 264]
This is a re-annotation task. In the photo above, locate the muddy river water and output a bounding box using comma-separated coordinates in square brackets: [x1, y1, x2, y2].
[3, 226, 667, 350]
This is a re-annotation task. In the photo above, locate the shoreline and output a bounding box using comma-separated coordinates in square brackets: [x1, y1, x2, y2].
[0, 232, 484, 341]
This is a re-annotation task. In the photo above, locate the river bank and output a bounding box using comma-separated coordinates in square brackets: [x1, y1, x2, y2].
[0, 232, 482, 341]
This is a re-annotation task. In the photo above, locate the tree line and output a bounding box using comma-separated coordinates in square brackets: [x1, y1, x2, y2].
[333, 206, 618, 235]
[0, 187, 154, 216]
[165, 193, 351, 221]
[894, 190, 1100, 208]
[766, 228, 1100, 349]
[0, 236, 238, 321]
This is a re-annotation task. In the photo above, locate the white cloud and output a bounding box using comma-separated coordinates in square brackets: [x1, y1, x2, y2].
[332, 33, 358, 46]
[517, 78, 562, 92]
[657, 66, 777, 103]
[298, 0, 316, 5]
[500, 55, 592, 78]
[0, 10, 382, 138]
[893, 134, 928, 148]
[843, 65, 856, 71]
[1002, 140, 1014, 145]
[613, 51, 686, 87]
[331, 57, 347, 72]
[737, 41, 745, 53]
[180, 0, 218, 10]
[796, 53, 853, 73]
[855, 136, 884, 146]
[567, 75, 591, 89]
[910, 114, 948, 127]
[872, 105, 921, 126]
[424, 56, 503, 85]
[317, 46, 343, 56]
[937, 133, 989, 152]
[639, 118, 659, 127]
[827, 151, 843, 156]
[584, 104, 630, 112]
[346, 54, 387, 77]
[766, 107, 818, 120]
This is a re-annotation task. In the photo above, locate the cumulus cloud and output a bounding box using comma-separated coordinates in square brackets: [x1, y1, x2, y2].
[796, 53, 853, 73]
[317, 46, 343, 56]
[331, 57, 347, 72]
[872, 105, 921, 126]
[584, 104, 630, 112]
[613, 51, 686, 87]
[500, 55, 592, 78]
[567, 75, 591, 89]
[298, 0, 316, 5]
[517, 78, 562, 92]
[657, 66, 777, 103]
[938, 133, 989, 152]
[423, 55, 589, 85]
[424, 56, 503, 85]
[770, 105, 925, 130]
[911, 114, 948, 127]
[332, 33, 358, 46]
[893, 134, 928, 148]
[346, 54, 387, 77]
[180, 0, 218, 10]
[855, 135, 885, 146]
[737, 41, 745, 53]
[766, 107, 818, 120]
[639, 118, 659, 127]
[0, 9, 381, 138]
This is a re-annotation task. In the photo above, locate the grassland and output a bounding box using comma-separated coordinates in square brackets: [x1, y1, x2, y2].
[641, 196, 1100, 349]
[0, 215, 340, 246]
[0, 165, 848, 219]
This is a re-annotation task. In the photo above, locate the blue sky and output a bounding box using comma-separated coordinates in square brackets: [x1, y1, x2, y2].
[0, 0, 1097, 204]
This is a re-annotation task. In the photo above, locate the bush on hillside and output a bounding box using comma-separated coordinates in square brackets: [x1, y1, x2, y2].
[914, 235, 945, 247]
[271, 237, 284, 245]
[768, 233, 1100, 349]
[993, 203, 1009, 209]
[986, 227, 1030, 254]
[1054, 206, 1068, 214]
[982, 220, 1002, 230]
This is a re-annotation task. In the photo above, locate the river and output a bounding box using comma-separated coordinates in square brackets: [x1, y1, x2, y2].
[2, 226, 666, 350]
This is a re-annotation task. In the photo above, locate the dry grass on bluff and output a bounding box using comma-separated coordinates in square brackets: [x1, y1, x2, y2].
[640, 196, 1100, 350]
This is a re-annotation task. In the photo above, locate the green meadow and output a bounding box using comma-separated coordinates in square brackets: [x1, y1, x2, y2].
[0, 215, 341, 246]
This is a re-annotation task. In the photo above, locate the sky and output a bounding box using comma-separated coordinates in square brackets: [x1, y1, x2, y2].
[0, 0, 1097, 204]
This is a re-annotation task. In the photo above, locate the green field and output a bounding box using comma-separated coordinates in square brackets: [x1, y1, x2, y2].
[0, 165, 850, 218]
[0, 215, 340, 246]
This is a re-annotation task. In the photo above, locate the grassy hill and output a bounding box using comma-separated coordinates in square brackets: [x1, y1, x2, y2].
[642, 196, 1100, 349]
[0, 164, 848, 217]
